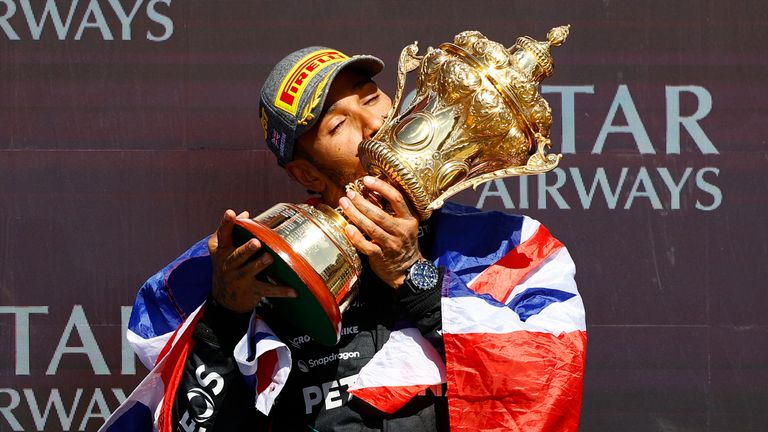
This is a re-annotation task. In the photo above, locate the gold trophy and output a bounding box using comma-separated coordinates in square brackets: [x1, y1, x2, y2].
[233, 26, 570, 345]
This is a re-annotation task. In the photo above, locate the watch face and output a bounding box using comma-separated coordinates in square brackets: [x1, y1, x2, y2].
[409, 260, 439, 291]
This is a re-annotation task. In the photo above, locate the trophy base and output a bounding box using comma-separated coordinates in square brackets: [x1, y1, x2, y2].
[230, 203, 361, 346]
[232, 219, 342, 346]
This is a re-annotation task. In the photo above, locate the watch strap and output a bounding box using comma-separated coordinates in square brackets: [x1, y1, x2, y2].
[397, 266, 444, 316]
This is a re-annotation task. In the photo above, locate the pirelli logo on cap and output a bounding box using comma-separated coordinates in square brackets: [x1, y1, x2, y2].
[275, 49, 348, 116]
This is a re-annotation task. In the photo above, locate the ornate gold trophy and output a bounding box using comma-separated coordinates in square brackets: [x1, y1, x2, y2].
[233, 26, 570, 345]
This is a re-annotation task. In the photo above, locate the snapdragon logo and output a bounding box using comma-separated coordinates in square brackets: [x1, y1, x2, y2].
[307, 351, 360, 369]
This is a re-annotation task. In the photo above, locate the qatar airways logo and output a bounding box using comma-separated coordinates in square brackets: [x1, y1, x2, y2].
[476, 85, 723, 212]
[0, 0, 173, 41]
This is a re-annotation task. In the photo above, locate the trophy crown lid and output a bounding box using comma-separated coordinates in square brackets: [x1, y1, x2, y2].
[547, 25, 570, 47]
[512, 24, 570, 81]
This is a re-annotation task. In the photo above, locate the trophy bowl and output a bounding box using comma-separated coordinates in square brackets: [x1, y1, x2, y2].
[232, 203, 361, 346]
[233, 26, 570, 346]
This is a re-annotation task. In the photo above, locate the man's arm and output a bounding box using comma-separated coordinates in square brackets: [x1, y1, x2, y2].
[339, 176, 444, 356]
[396, 268, 445, 358]
[339, 176, 423, 288]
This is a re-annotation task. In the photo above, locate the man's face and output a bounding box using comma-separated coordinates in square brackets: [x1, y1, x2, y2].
[294, 68, 392, 197]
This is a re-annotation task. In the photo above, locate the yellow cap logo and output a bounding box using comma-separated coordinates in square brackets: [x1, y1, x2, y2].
[274, 50, 348, 116]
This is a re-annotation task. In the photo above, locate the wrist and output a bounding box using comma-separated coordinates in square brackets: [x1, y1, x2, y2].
[398, 259, 440, 295]
[390, 254, 424, 289]
[211, 281, 255, 314]
[207, 295, 253, 317]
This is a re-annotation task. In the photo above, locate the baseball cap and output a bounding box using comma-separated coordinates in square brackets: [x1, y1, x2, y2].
[259, 47, 385, 166]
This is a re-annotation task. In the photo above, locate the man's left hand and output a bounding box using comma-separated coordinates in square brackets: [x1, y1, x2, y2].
[339, 176, 422, 289]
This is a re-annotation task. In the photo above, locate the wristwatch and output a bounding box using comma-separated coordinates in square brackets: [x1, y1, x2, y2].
[402, 259, 440, 294]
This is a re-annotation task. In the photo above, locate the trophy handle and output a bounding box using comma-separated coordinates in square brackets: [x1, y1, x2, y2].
[427, 133, 563, 211]
[382, 42, 422, 130]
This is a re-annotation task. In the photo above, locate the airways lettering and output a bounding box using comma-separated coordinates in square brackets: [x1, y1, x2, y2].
[0, 0, 174, 41]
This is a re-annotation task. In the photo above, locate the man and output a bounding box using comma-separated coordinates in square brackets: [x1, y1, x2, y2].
[104, 46, 586, 432]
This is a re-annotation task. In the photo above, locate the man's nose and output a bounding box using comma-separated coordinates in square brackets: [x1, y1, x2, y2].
[361, 109, 386, 140]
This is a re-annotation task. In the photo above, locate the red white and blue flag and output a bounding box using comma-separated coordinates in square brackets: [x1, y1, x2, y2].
[99, 239, 292, 432]
[103, 204, 586, 431]
[99, 304, 205, 432]
[350, 206, 587, 431]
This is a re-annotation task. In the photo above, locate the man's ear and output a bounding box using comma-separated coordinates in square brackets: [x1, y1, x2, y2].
[285, 159, 327, 194]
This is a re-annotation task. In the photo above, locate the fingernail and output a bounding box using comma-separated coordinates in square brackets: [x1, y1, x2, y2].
[248, 239, 260, 250]
[363, 176, 375, 186]
[261, 254, 273, 265]
[346, 190, 357, 200]
[339, 197, 350, 209]
[288, 289, 298, 298]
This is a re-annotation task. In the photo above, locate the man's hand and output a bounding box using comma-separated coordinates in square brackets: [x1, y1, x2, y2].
[208, 209, 297, 313]
[339, 176, 423, 289]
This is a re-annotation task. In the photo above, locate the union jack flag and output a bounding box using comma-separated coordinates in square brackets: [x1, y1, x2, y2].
[101, 203, 586, 431]
[350, 204, 587, 431]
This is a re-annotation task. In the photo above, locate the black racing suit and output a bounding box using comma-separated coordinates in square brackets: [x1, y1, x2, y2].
[173, 224, 449, 432]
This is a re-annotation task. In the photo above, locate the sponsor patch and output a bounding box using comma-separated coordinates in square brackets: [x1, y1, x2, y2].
[260, 107, 269, 139]
[274, 49, 348, 115]
[290, 334, 312, 349]
[302, 374, 359, 414]
[271, 129, 287, 158]
[307, 351, 361, 369]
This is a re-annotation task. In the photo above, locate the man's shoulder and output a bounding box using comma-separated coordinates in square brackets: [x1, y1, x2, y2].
[432, 201, 529, 230]
[429, 202, 564, 260]
[136, 237, 213, 319]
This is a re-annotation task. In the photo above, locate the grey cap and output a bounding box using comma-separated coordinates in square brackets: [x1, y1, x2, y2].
[259, 47, 384, 166]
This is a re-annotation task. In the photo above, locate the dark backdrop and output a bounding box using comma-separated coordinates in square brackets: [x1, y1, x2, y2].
[1, 1, 766, 430]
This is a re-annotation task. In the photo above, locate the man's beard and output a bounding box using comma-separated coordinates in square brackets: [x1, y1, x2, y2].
[316, 160, 365, 190]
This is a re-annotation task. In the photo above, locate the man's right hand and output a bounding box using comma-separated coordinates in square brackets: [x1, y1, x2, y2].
[208, 209, 297, 313]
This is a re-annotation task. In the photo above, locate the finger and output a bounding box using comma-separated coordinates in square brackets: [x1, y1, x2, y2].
[216, 209, 237, 249]
[207, 232, 219, 255]
[256, 283, 298, 298]
[344, 224, 383, 257]
[227, 238, 262, 268]
[236, 210, 251, 219]
[362, 176, 412, 218]
[339, 194, 391, 242]
[239, 251, 276, 279]
[348, 188, 393, 226]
